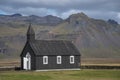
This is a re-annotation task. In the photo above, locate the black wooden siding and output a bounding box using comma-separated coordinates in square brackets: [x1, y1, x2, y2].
[21, 41, 80, 70]
[35, 56, 80, 70]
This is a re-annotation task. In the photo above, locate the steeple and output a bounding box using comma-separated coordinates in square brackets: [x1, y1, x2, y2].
[27, 23, 35, 41]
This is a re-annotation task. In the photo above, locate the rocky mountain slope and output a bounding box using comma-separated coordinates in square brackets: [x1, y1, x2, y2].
[51, 13, 120, 58]
[0, 13, 120, 59]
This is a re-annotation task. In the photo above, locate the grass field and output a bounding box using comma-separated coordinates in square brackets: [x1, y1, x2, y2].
[0, 58, 120, 80]
[0, 59, 20, 67]
[0, 70, 120, 80]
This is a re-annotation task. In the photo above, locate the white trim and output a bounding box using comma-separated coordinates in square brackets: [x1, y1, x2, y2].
[57, 56, 62, 64]
[43, 56, 48, 64]
[36, 68, 81, 72]
[23, 57, 27, 69]
[70, 56, 74, 64]
[26, 52, 31, 70]
[23, 52, 31, 70]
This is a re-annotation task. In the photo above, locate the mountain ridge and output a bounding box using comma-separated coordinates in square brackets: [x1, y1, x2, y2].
[0, 12, 120, 59]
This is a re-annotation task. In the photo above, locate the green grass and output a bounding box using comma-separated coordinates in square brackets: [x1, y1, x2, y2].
[0, 70, 120, 80]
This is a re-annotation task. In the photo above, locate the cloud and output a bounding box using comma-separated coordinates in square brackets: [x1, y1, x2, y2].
[118, 13, 120, 19]
[0, 0, 119, 12]
[117, 13, 120, 23]
[0, 0, 120, 23]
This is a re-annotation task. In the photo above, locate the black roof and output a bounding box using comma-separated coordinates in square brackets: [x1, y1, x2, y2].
[22, 24, 81, 56]
[27, 24, 35, 35]
[29, 40, 81, 56]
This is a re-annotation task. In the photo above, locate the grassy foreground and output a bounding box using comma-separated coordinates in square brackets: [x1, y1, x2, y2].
[0, 70, 120, 80]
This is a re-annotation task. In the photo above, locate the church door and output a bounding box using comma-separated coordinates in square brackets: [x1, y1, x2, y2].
[23, 52, 31, 70]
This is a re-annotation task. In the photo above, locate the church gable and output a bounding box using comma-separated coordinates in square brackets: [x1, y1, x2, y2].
[20, 41, 35, 57]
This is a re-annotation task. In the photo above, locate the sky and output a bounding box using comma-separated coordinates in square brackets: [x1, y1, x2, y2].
[0, 0, 120, 23]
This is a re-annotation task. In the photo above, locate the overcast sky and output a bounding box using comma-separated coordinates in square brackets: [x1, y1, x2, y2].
[0, 0, 120, 23]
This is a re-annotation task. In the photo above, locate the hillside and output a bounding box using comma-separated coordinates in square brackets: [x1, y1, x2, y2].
[0, 13, 120, 59]
[51, 13, 120, 58]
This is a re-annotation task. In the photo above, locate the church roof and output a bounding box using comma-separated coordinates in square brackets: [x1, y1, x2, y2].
[27, 24, 35, 35]
[29, 40, 81, 56]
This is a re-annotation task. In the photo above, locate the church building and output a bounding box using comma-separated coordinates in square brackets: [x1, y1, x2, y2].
[20, 24, 81, 71]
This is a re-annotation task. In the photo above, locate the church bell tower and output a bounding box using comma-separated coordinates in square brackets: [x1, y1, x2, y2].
[27, 24, 35, 41]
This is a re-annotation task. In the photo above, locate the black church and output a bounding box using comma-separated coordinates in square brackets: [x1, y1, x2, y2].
[20, 24, 81, 71]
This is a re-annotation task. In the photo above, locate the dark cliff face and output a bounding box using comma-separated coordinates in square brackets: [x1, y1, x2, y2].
[107, 19, 118, 26]
[0, 12, 120, 58]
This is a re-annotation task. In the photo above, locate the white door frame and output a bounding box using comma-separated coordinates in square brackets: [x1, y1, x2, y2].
[23, 52, 31, 70]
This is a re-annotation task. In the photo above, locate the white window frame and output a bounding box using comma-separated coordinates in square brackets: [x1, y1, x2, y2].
[57, 56, 62, 64]
[43, 56, 48, 64]
[70, 56, 74, 64]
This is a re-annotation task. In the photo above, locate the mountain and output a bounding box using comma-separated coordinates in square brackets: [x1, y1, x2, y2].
[107, 19, 118, 26]
[0, 13, 120, 59]
[28, 15, 63, 25]
[10, 13, 22, 17]
[0, 13, 63, 28]
[50, 13, 120, 58]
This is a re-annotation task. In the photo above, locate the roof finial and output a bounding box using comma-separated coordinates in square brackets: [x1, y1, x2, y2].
[29, 22, 31, 29]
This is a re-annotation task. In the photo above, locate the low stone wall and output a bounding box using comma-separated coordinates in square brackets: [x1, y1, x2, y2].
[81, 65, 120, 69]
[0, 66, 21, 71]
